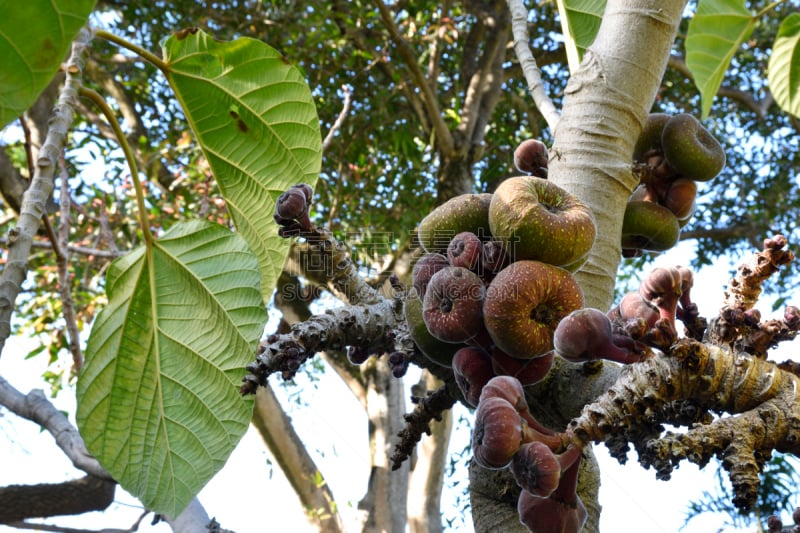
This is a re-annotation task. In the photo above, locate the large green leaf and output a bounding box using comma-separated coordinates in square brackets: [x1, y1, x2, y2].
[686, 0, 755, 119]
[77, 220, 266, 518]
[767, 13, 800, 118]
[555, 0, 606, 73]
[0, 0, 96, 129]
[161, 30, 322, 302]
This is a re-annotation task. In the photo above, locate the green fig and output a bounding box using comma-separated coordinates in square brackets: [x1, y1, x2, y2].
[489, 176, 596, 267]
[417, 193, 493, 253]
[621, 200, 680, 252]
[661, 113, 725, 181]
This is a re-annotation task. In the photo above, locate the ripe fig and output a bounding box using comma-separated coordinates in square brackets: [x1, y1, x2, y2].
[553, 308, 643, 364]
[481, 239, 509, 276]
[489, 176, 596, 268]
[617, 291, 660, 328]
[621, 200, 680, 252]
[472, 396, 524, 469]
[447, 231, 482, 271]
[512, 443, 582, 498]
[452, 346, 495, 407]
[661, 113, 725, 181]
[404, 292, 464, 367]
[417, 193, 493, 254]
[514, 139, 549, 178]
[639, 266, 682, 326]
[479, 375, 564, 450]
[490, 348, 554, 387]
[517, 446, 587, 533]
[411, 253, 450, 299]
[484, 261, 584, 359]
[511, 441, 561, 497]
[663, 178, 697, 220]
[423, 267, 485, 343]
[517, 486, 587, 533]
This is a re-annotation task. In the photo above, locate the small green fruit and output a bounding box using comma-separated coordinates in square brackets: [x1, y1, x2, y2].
[632, 113, 670, 163]
[417, 193, 493, 253]
[621, 200, 680, 252]
[661, 113, 725, 181]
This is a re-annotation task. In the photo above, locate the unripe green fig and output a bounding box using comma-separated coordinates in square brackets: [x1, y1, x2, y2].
[621, 200, 680, 252]
[661, 113, 725, 181]
[633, 112, 670, 163]
[417, 193, 493, 253]
[489, 176, 596, 268]
[404, 292, 464, 367]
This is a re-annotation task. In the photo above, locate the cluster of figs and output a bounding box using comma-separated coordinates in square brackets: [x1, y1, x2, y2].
[405, 113, 724, 533]
[622, 112, 725, 255]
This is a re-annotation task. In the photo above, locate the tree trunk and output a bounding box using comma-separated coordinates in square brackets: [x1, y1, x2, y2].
[469, 2, 689, 531]
[358, 360, 410, 532]
[407, 371, 453, 533]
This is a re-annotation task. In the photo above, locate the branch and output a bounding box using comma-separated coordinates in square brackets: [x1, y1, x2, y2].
[668, 55, 773, 119]
[0, 376, 110, 479]
[371, 0, 456, 155]
[0, 27, 92, 356]
[507, 0, 560, 131]
[570, 339, 800, 510]
[0, 476, 115, 524]
[321, 85, 352, 153]
[251, 385, 345, 532]
[456, 0, 509, 151]
[55, 155, 84, 371]
[390, 383, 457, 470]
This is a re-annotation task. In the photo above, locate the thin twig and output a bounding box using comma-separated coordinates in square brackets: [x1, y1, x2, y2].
[56, 155, 84, 372]
[0, 26, 92, 357]
[506, 0, 560, 131]
[321, 85, 353, 152]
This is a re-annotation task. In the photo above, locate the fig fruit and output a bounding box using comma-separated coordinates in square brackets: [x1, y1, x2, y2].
[452, 346, 495, 407]
[621, 200, 680, 252]
[511, 443, 582, 498]
[481, 240, 509, 276]
[472, 396, 524, 469]
[483, 261, 584, 359]
[639, 266, 682, 326]
[553, 308, 643, 364]
[423, 266, 485, 343]
[663, 177, 697, 220]
[411, 253, 450, 299]
[661, 113, 725, 181]
[514, 139, 549, 178]
[632, 112, 670, 164]
[490, 348, 554, 386]
[417, 193, 493, 253]
[404, 292, 464, 367]
[447, 231, 482, 271]
[517, 487, 587, 533]
[489, 176, 596, 268]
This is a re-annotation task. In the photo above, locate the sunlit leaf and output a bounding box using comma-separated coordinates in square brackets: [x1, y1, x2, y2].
[686, 0, 755, 119]
[555, 0, 606, 73]
[767, 13, 800, 118]
[161, 30, 322, 302]
[0, 0, 96, 129]
[77, 220, 266, 518]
